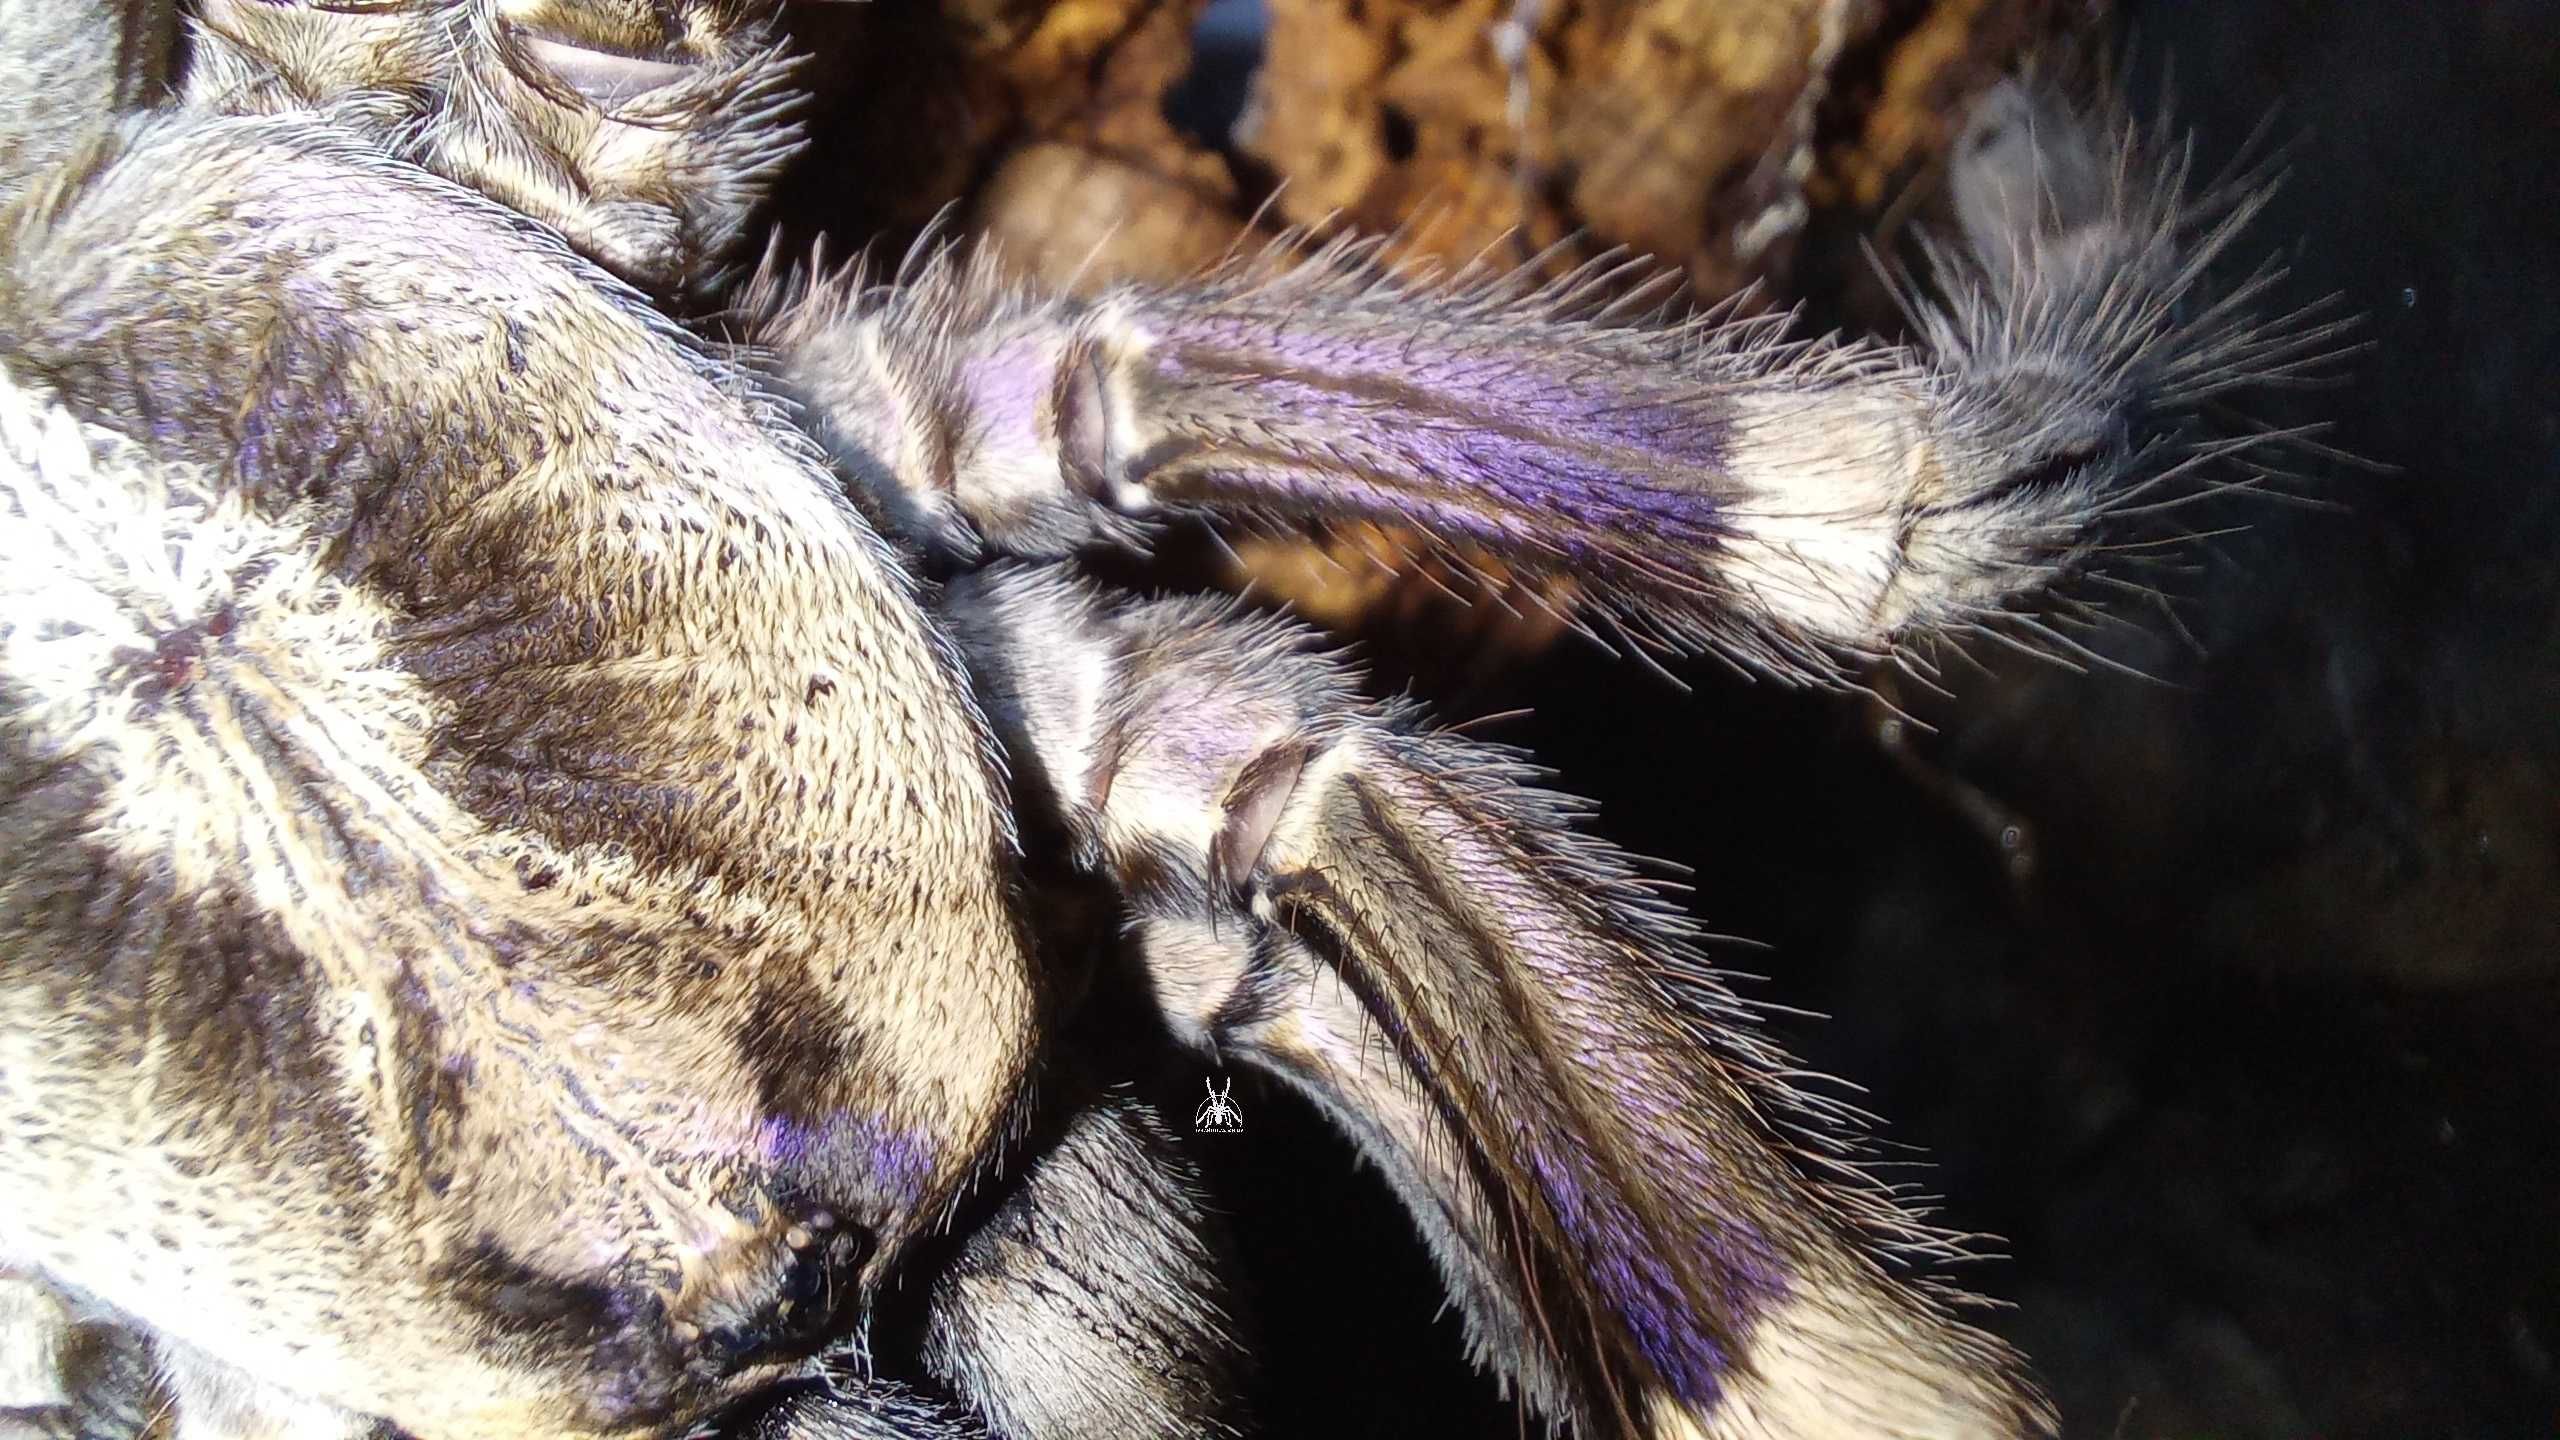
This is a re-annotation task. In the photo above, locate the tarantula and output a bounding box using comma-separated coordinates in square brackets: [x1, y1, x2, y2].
[0, 0, 2311, 1435]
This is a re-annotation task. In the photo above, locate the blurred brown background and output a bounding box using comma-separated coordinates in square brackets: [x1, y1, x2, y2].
[771, 0, 2559, 1433]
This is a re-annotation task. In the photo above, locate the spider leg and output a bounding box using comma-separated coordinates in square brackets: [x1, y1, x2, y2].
[733, 1384, 994, 1440]
[0, 1272, 161, 1440]
[0, 0, 176, 212]
[718, 1088, 1246, 1440]
[943, 563, 2054, 1440]
[148, 1345, 374, 1440]
[917, 1089, 1248, 1440]
[777, 71, 2299, 683]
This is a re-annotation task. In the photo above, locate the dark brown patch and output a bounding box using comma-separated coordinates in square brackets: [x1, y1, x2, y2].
[432, 1238, 704, 1428]
[735, 968, 859, 1126]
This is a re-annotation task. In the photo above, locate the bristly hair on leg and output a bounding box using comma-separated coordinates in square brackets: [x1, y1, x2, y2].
[937, 559, 2057, 1438]
[761, 62, 2348, 699]
[1877, 55, 2358, 689]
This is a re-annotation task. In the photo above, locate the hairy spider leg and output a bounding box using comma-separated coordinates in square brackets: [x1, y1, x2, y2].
[776, 71, 2326, 687]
